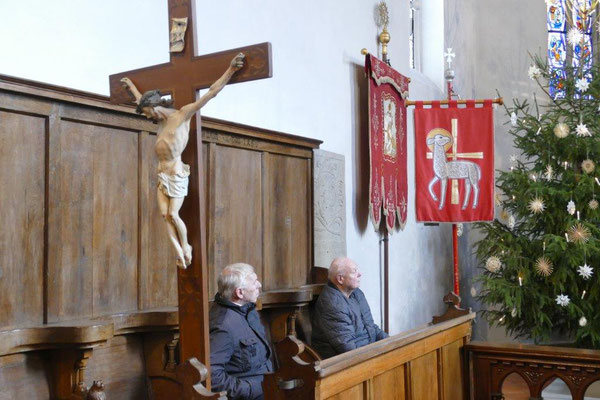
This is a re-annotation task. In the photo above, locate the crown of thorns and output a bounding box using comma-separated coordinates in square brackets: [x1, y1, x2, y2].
[136, 90, 173, 113]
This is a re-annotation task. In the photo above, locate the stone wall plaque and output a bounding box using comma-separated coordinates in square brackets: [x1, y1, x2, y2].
[313, 149, 347, 268]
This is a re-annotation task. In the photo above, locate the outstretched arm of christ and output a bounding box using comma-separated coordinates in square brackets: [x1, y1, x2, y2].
[120, 77, 143, 104]
[179, 52, 245, 121]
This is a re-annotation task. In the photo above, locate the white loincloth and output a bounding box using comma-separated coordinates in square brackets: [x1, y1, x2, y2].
[157, 164, 190, 198]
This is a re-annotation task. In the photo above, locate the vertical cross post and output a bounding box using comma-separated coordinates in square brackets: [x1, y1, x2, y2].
[108, 0, 272, 385]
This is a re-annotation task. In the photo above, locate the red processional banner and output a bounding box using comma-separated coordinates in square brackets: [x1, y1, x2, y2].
[366, 54, 410, 231]
[414, 101, 495, 222]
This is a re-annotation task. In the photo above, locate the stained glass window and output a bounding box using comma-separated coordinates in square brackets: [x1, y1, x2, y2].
[547, 0, 596, 99]
[547, 0, 567, 98]
[572, 0, 593, 94]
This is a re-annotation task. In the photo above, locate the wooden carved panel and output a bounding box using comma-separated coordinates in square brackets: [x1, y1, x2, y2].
[326, 383, 365, 400]
[91, 124, 139, 316]
[139, 132, 178, 310]
[47, 120, 139, 321]
[441, 340, 464, 400]
[47, 118, 94, 322]
[0, 353, 51, 399]
[372, 365, 406, 400]
[0, 110, 45, 329]
[86, 336, 148, 399]
[207, 144, 263, 297]
[410, 351, 439, 400]
[263, 153, 310, 291]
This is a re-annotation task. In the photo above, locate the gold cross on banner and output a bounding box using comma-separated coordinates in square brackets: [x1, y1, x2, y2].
[426, 119, 483, 204]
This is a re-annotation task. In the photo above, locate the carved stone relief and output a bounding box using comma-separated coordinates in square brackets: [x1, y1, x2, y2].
[313, 149, 346, 268]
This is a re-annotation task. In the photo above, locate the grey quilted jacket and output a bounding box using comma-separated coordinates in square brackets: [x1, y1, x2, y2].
[311, 282, 388, 359]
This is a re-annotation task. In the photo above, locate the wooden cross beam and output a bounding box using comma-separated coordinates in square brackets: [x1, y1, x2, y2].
[108, 0, 272, 391]
[109, 8, 271, 107]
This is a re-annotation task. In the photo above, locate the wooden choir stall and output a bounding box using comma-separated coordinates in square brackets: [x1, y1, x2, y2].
[0, 74, 321, 399]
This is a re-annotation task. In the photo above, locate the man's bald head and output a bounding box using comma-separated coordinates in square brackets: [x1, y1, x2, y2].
[328, 257, 361, 296]
[328, 257, 353, 280]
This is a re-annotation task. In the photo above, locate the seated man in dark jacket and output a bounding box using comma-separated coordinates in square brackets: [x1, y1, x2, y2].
[209, 263, 272, 400]
[311, 257, 388, 358]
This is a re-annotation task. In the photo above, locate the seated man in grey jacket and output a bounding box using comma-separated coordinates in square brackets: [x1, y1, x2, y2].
[311, 257, 388, 358]
[209, 263, 273, 400]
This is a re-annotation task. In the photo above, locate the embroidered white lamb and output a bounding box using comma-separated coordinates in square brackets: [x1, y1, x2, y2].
[427, 134, 481, 210]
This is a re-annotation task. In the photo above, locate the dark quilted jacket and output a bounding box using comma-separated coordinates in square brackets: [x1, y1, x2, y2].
[311, 282, 388, 359]
[209, 293, 273, 400]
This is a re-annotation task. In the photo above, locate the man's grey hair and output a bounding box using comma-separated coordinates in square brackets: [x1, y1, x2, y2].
[135, 89, 173, 113]
[218, 263, 255, 300]
[328, 257, 352, 281]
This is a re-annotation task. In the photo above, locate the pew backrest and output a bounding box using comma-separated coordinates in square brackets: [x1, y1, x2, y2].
[265, 313, 475, 400]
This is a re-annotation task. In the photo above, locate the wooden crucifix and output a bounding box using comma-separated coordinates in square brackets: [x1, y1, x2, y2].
[108, 0, 272, 393]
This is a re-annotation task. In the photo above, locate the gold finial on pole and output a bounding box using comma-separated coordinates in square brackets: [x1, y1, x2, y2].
[377, 1, 391, 65]
[361, 48, 369, 56]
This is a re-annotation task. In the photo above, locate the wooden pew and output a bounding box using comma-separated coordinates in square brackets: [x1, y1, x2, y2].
[264, 313, 475, 399]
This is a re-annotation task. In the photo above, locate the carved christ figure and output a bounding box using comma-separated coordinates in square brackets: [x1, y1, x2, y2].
[121, 53, 245, 268]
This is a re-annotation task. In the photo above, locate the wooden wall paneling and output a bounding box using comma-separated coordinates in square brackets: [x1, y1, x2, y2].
[143, 331, 181, 398]
[92, 124, 138, 316]
[138, 130, 150, 310]
[0, 110, 45, 329]
[207, 142, 217, 297]
[0, 353, 51, 400]
[409, 351, 439, 400]
[404, 362, 413, 400]
[437, 348, 443, 400]
[372, 365, 406, 400]
[263, 153, 310, 290]
[47, 119, 94, 322]
[86, 335, 148, 399]
[139, 131, 178, 310]
[307, 159, 314, 276]
[202, 129, 314, 158]
[326, 382, 365, 400]
[60, 103, 157, 133]
[441, 340, 464, 400]
[203, 142, 209, 273]
[46, 107, 60, 324]
[0, 90, 54, 117]
[208, 144, 263, 297]
[261, 152, 269, 291]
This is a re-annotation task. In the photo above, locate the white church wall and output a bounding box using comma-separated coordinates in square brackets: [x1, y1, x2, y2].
[445, 0, 547, 341]
[194, 0, 453, 334]
[0, 1, 455, 334]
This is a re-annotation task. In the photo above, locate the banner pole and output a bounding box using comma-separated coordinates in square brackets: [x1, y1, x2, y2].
[405, 97, 503, 107]
[431, 50, 474, 323]
[447, 70, 461, 298]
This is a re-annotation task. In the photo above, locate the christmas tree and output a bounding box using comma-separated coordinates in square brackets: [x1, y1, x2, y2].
[474, 12, 600, 348]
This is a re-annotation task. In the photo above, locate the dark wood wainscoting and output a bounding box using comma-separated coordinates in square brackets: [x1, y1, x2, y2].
[0, 75, 320, 398]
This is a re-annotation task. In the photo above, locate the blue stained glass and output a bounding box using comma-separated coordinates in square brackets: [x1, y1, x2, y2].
[548, 33, 567, 68]
[547, 0, 566, 31]
[547, 0, 595, 99]
[547, 0, 566, 95]
[573, 34, 593, 70]
[549, 68, 567, 99]
[572, 0, 593, 33]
